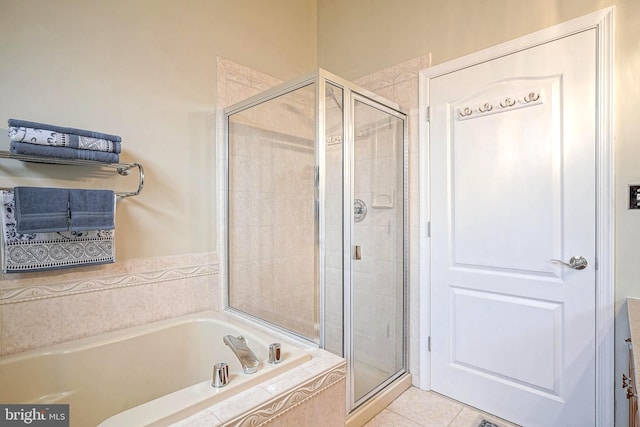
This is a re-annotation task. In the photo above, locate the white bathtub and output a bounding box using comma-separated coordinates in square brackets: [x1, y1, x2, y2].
[0, 311, 312, 427]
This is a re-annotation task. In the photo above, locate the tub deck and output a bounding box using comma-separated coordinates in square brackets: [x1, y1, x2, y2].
[0, 311, 313, 427]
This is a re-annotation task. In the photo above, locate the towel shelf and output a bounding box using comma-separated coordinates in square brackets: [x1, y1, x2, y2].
[0, 150, 144, 198]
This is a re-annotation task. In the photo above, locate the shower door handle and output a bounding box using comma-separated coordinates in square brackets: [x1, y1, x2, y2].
[354, 245, 362, 260]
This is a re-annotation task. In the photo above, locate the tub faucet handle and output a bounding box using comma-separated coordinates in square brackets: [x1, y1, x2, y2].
[212, 362, 229, 387]
[269, 343, 283, 364]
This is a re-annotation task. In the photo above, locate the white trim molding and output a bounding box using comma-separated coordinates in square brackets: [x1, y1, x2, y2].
[418, 7, 615, 426]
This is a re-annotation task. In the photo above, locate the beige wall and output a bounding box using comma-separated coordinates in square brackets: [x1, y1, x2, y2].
[0, 0, 317, 260]
[2, 0, 640, 422]
[318, 0, 615, 79]
[318, 0, 640, 424]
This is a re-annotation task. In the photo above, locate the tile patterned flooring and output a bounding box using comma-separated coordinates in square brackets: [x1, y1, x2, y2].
[363, 387, 519, 427]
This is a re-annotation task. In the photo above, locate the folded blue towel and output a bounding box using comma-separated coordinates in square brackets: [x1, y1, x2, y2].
[8, 118, 122, 142]
[9, 126, 122, 153]
[10, 141, 119, 163]
[14, 187, 70, 234]
[66, 134, 122, 154]
[69, 189, 115, 231]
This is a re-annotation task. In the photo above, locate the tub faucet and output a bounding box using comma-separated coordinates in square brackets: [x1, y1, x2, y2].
[223, 335, 259, 374]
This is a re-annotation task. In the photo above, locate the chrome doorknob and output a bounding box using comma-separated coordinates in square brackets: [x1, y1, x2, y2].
[550, 256, 588, 270]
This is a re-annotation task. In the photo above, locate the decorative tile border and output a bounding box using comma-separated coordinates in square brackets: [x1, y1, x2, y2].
[227, 362, 346, 427]
[0, 259, 219, 305]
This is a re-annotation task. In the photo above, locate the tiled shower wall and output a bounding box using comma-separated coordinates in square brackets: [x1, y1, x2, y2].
[218, 56, 426, 383]
[227, 86, 317, 339]
[0, 252, 220, 356]
[217, 58, 317, 339]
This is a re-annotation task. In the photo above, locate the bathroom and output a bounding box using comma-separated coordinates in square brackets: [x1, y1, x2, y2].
[0, 1, 639, 426]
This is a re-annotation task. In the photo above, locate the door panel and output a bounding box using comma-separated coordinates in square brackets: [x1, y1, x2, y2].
[452, 77, 561, 274]
[430, 29, 596, 426]
[451, 287, 562, 394]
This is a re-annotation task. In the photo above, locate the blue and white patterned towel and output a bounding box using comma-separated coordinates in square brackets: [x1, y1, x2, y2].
[8, 119, 121, 141]
[9, 126, 122, 154]
[0, 190, 115, 273]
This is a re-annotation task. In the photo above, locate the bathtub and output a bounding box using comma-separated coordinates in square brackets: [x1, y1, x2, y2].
[0, 311, 312, 427]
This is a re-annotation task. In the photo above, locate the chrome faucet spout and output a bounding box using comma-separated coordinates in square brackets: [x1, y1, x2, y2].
[223, 335, 259, 374]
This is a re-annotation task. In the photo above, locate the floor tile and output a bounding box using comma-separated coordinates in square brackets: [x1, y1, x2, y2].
[449, 407, 519, 427]
[366, 387, 520, 427]
[386, 387, 463, 426]
[364, 409, 422, 427]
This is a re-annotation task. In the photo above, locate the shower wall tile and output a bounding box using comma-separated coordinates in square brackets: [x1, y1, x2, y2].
[410, 158, 420, 227]
[393, 57, 421, 84]
[230, 262, 269, 300]
[230, 191, 252, 227]
[394, 79, 419, 110]
[251, 226, 275, 261]
[221, 56, 316, 339]
[228, 156, 255, 192]
[353, 74, 371, 89]
[409, 112, 419, 155]
[368, 67, 396, 91]
[216, 57, 281, 109]
[251, 192, 275, 227]
[274, 254, 314, 288]
[229, 226, 252, 264]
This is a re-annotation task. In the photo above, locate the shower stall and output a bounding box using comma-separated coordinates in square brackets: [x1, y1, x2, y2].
[224, 69, 408, 412]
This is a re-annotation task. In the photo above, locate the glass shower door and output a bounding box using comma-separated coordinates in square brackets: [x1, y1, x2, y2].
[351, 96, 406, 404]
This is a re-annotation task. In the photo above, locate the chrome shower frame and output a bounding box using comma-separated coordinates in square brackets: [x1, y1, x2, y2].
[223, 68, 409, 414]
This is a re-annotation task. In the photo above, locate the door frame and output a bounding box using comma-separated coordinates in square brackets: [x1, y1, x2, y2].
[418, 7, 614, 426]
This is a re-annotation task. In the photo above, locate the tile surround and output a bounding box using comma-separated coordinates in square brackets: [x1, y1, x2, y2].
[0, 252, 220, 356]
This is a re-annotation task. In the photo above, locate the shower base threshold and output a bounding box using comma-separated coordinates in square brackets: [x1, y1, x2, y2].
[346, 373, 412, 427]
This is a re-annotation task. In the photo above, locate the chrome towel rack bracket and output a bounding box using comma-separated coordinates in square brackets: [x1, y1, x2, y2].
[0, 150, 145, 199]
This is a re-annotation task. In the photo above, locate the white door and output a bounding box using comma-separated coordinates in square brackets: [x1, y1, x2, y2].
[429, 29, 597, 426]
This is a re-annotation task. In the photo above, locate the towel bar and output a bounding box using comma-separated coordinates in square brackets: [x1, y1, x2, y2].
[0, 150, 144, 198]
